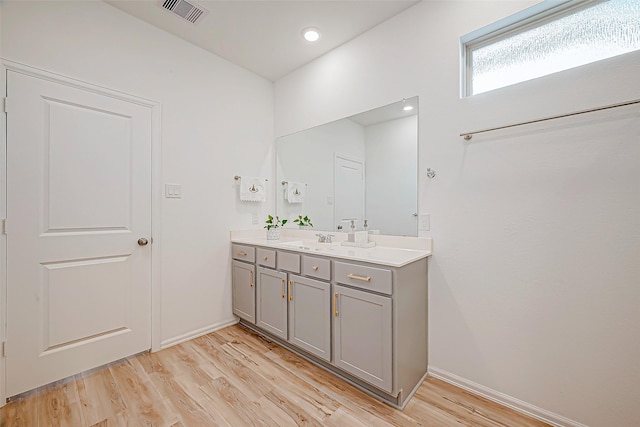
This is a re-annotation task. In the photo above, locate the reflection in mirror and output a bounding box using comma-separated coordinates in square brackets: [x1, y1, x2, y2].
[276, 97, 418, 236]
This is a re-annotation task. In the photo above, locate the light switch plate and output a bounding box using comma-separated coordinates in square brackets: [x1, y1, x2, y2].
[165, 183, 182, 199]
[419, 214, 430, 231]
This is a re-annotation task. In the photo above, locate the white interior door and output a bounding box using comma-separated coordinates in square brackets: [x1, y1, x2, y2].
[5, 70, 152, 397]
[334, 153, 364, 230]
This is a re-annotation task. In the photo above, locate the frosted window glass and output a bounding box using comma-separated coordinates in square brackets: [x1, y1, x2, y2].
[470, 0, 640, 95]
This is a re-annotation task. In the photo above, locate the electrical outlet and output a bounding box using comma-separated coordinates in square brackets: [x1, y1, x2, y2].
[252, 213, 259, 225]
[419, 214, 430, 231]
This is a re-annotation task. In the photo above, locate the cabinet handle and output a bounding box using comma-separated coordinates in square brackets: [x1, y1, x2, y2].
[347, 273, 371, 282]
[281, 279, 285, 299]
[250, 270, 254, 288]
[263, 256, 268, 261]
[334, 293, 339, 317]
[236, 251, 247, 256]
[288, 281, 293, 301]
[312, 266, 319, 271]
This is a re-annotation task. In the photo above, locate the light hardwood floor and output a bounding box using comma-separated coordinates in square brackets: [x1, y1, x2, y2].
[0, 324, 550, 426]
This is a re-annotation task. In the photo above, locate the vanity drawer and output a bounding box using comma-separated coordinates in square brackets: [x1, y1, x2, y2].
[334, 261, 392, 295]
[302, 255, 331, 281]
[257, 248, 276, 268]
[277, 251, 300, 273]
[232, 244, 255, 263]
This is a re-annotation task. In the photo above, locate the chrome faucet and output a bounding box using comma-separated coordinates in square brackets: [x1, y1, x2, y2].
[316, 233, 335, 243]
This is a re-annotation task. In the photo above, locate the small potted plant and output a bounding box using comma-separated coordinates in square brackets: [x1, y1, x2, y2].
[293, 215, 313, 229]
[264, 215, 287, 240]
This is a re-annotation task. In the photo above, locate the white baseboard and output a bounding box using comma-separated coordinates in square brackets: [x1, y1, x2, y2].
[427, 367, 588, 427]
[159, 317, 239, 350]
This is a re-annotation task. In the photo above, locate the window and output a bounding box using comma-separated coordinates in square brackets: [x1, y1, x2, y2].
[461, 0, 640, 96]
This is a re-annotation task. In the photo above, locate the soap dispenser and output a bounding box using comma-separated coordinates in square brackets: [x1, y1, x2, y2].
[355, 219, 368, 244]
[348, 219, 356, 242]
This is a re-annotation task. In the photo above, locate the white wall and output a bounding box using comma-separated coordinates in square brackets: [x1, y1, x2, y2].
[275, 1, 640, 426]
[1, 1, 274, 346]
[365, 115, 417, 236]
[276, 119, 365, 231]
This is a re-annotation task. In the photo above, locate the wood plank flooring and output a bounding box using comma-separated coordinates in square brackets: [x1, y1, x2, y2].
[0, 324, 550, 427]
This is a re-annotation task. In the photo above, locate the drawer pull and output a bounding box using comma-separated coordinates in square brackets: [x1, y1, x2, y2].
[288, 280, 293, 301]
[312, 266, 319, 271]
[347, 273, 371, 282]
[236, 251, 247, 256]
[281, 279, 285, 299]
[334, 293, 339, 317]
[263, 256, 268, 260]
[250, 270, 254, 288]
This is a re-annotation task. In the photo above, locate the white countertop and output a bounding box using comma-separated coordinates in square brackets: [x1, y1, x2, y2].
[230, 229, 431, 268]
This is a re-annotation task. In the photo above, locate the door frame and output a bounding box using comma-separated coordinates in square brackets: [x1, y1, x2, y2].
[0, 59, 163, 406]
[333, 152, 365, 231]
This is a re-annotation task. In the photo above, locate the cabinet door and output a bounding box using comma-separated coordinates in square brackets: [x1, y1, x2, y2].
[333, 284, 392, 393]
[232, 260, 255, 323]
[288, 275, 331, 362]
[256, 267, 288, 340]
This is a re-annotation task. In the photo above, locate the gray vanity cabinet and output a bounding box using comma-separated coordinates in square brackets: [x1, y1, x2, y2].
[333, 283, 392, 393]
[288, 274, 331, 362]
[256, 267, 288, 340]
[231, 241, 428, 409]
[232, 260, 255, 323]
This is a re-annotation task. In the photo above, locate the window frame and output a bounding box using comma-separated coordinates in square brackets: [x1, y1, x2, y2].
[460, 0, 608, 97]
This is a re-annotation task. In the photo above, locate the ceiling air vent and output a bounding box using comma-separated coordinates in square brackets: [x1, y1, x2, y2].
[160, 0, 208, 24]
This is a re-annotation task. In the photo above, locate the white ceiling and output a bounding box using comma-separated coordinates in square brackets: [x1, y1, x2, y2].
[349, 96, 418, 127]
[105, 0, 419, 81]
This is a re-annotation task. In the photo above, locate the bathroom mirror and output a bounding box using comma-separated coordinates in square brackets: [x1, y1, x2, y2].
[276, 97, 418, 236]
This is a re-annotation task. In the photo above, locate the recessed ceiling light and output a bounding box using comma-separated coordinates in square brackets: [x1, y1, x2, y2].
[403, 105, 414, 111]
[302, 27, 320, 42]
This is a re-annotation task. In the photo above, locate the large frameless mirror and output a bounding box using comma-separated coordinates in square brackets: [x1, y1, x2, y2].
[276, 97, 418, 236]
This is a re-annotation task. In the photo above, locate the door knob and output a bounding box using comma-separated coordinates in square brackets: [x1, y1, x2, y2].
[138, 238, 149, 246]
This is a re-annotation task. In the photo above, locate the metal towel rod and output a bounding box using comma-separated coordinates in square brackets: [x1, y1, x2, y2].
[460, 98, 640, 140]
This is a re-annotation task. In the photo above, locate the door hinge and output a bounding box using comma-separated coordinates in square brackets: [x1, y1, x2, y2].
[2, 219, 6, 234]
[2, 97, 7, 114]
[2, 341, 6, 357]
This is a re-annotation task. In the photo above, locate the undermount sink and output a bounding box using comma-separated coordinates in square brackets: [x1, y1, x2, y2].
[277, 240, 340, 252]
[277, 240, 425, 264]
